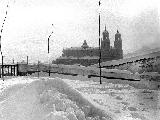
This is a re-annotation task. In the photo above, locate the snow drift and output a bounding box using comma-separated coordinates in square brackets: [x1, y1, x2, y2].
[0, 77, 115, 120]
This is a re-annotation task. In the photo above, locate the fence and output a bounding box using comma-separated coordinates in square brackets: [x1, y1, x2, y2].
[16, 63, 140, 80]
[0, 64, 18, 78]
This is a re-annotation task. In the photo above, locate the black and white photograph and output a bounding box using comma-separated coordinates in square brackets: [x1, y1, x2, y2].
[0, 0, 160, 120]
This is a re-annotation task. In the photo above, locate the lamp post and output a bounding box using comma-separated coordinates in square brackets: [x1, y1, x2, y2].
[98, 0, 102, 84]
[47, 24, 54, 76]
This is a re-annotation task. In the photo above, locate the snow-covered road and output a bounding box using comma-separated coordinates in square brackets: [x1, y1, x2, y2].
[0, 75, 159, 120]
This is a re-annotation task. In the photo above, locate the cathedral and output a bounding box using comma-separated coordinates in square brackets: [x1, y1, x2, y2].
[54, 26, 123, 66]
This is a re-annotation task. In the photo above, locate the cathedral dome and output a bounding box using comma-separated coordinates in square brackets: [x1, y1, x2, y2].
[81, 40, 89, 49]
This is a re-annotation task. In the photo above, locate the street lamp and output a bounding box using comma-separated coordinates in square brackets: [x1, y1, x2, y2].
[47, 24, 54, 76]
[48, 24, 54, 54]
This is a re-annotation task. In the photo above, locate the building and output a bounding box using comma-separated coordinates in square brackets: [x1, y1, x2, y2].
[54, 26, 123, 66]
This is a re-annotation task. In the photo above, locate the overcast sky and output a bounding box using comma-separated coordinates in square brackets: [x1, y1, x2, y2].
[0, 0, 160, 63]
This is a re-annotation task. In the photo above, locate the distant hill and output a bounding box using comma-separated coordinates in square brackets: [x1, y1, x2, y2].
[91, 47, 160, 67]
[124, 47, 160, 59]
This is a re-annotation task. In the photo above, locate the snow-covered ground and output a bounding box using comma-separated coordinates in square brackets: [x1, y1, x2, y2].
[0, 74, 159, 120]
[48, 73, 160, 120]
[0, 76, 114, 120]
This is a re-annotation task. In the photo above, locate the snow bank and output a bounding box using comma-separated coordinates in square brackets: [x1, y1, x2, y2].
[0, 77, 115, 120]
[0, 79, 45, 120]
[40, 78, 115, 120]
[54, 65, 139, 80]
[0, 77, 33, 92]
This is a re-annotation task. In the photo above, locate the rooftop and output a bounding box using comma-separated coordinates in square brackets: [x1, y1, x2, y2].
[64, 47, 99, 50]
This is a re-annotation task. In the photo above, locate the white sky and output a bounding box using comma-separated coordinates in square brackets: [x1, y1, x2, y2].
[0, 0, 160, 63]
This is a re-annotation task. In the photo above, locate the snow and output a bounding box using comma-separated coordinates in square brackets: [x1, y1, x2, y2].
[45, 111, 69, 120]
[47, 74, 160, 120]
[0, 77, 115, 120]
[48, 64, 140, 80]
[0, 77, 37, 94]
[0, 73, 159, 120]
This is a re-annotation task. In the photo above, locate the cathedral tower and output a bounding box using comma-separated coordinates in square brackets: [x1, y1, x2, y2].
[101, 25, 110, 50]
[114, 30, 122, 50]
[114, 30, 123, 58]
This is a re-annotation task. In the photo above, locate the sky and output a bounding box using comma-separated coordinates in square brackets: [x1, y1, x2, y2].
[0, 0, 160, 63]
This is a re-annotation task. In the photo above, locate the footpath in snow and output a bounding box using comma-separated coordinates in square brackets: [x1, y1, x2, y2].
[0, 76, 115, 120]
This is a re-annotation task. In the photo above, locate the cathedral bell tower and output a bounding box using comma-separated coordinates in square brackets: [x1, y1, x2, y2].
[114, 30, 123, 58]
[101, 25, 110, 50]
[114, 30, 122, 50]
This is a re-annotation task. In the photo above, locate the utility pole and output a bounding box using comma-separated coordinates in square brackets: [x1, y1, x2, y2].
[0, 4, 9, 80]
[99, 0, 102, 84]
[0, 36, 1, 78]
[1, 56, 3, 80]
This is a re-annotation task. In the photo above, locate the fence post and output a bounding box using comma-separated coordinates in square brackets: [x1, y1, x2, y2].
[16, 64, 19, 76]
[26, 56, 28, 76]
[49, 65, 50, 76]
[11, 66, 13, 76]
[13, 65, 15, 76]
[38, 61, 39, 78]
[7, 65, 9, 76]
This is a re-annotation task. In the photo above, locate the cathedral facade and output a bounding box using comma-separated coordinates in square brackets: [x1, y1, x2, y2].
[54, 26, 123, 66]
